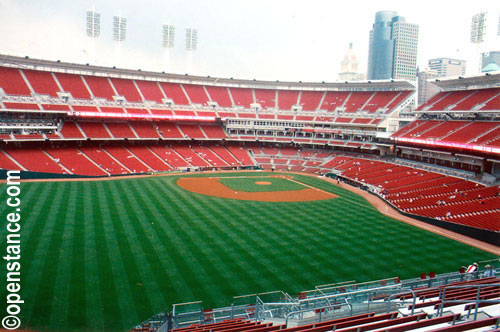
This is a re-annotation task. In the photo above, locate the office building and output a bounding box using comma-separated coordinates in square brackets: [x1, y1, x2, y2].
[368, 11, 419, 81]
[417, 68, 440, 106]
[428, 58, 467, 77]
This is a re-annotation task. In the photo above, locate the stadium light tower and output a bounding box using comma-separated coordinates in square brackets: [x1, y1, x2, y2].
[471, 12, 487, 72]
[163, 25, 175, 48]
[162, 24, 175, 70]
[185, 28, 198, 73]
[86, 10, 100, 38]
[112, 15, 127, 67]
[85, 9, 100, 64]
[113, 15, 127, 42]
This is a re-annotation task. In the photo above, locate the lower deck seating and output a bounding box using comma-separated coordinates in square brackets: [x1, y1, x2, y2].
[0, 142, 256, 175]
[329, 158, 500, 232]
[44, 147, 108, 176]
[103, 146, 154, 173]
[3, 147, 67, 174]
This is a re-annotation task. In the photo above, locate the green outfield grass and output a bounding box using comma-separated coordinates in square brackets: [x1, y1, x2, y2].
[0, 172, 496, 331]
[218, 176, 306, 192]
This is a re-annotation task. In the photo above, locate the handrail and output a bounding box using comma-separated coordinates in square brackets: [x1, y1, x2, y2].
[298, 284, 401, 304]
[284, 302, 353, 326]
[386, 289, 416, 315]
[437, 283, 500, 320]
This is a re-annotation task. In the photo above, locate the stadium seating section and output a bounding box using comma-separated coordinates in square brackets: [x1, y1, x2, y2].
[1, 61, 499, 332]
[0, 64, 498, 236]
[392, 120, 500, 150]
[132, 274, 499, 332]
[417, 87, 500, 112]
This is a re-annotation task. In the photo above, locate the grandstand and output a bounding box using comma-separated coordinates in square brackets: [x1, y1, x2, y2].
[0, 54, 499, 331]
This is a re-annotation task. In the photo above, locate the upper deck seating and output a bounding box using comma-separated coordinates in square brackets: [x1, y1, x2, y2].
[183, 84, 210, 105]
[23, 69, 60, 97]
[110, 78, 143, 102]
[0, 67, 31, 95]
[83, 75, 116, 100]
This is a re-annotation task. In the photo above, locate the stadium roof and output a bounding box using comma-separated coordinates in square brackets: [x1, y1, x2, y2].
[429, 71, 500, 91]
[0, 54, 414, 92]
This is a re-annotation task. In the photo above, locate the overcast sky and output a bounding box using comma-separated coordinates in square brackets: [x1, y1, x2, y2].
[0, 0, 498, 82]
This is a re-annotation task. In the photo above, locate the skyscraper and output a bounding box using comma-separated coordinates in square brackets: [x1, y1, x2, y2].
[367, 11, 419, 81]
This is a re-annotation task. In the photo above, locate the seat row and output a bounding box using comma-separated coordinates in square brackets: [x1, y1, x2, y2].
[0, 144, 254, 176]
[416, 87, 500, 112]
[162, 311, 500, 332]
[391, 120, 500, 149]
[0, 66, 411, 113]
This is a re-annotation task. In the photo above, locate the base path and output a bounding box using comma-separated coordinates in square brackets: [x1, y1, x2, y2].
[177, 177, 337, 202]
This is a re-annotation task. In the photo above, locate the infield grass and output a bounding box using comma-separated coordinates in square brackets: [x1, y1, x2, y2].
[218, 176, 306, 192]
[0, 171, 496, 331]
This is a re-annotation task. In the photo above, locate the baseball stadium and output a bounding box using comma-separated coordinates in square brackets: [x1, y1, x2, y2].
[0, 53, 498, 332]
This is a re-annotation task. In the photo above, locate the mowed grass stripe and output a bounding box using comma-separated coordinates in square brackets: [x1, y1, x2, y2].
[91, 182, 123, 330]
[82, 181, 105, 330]
[130, 179, 194, 302]
[187, 196, 298, 300]
[28, 183, 72, 329]
[167, 192, 244, 295]
[231, 201, 322, 289]
[104, 180, 152, 328]
[65, 182, 87, 329]
[97, 181, 139, 329]
[260, 202, 338, 284]
[168, 183, 267, 298]
[0, 181, 42, 247]
[1, 182, 52, 274]
[145, 179, 218, 304]
[175, 198, 288, 304]
[49, 182, 81, 329]
[8, 182, 57, 326]
[156, 181, 236, 304]
[203, 199, 296, 292]
[185, 197, 270, 295]
[114, 180, 171, 320]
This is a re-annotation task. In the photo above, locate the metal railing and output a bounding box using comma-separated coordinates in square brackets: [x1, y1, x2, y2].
[437, 283, 500, 320]
[138, 270, 498, 331]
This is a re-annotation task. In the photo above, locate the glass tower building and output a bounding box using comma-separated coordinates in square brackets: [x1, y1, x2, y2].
[368, 11, 419, 81]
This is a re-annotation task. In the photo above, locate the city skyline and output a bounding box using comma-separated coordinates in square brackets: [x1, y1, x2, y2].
[0, 0, 498, 82]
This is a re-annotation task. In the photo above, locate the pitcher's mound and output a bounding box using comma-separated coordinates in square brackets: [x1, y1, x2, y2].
[255, 181, 272, 185]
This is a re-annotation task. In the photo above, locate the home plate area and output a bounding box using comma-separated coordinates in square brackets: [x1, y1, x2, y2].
[176, 175, 337, 202]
